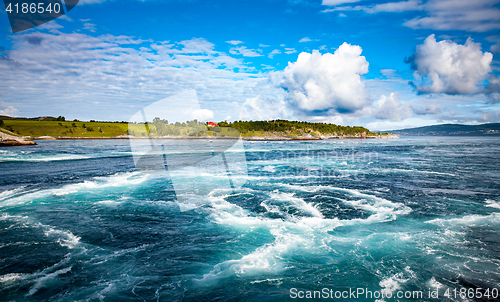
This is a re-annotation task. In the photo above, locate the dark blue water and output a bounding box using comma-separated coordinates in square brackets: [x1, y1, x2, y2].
[0, 137, 499, 301]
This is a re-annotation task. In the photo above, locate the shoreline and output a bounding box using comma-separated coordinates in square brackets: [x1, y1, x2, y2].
[32, 134, 398, 141]
[0, 131, 37, 146]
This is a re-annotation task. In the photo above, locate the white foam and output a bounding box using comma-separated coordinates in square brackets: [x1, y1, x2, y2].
[199, 181, 417, 281]
[268, 191, 323, 218]
[27, 266, 72, 296]
[201, 190, 343, 281]
[0, 171, 153, 208]
[201, 229, 304, 280]
[378, 168, 456, 177]
[0, 186, 26, 201]
[277, 183, 411, 223]
[262, 165, 276, 173]
[44, 228, 81, 249]
[0, 154, 91, 162]
[427, 277, 443, 289]
[0, 273, 25, 283]
[426, 213, 500, 227]
[485, 199, 500, 209]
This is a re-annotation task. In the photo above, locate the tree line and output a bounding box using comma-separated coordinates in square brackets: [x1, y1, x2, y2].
[217, 120, 375, 136]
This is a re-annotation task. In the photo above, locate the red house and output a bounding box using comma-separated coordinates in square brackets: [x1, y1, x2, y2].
[207, 122, 219, 127]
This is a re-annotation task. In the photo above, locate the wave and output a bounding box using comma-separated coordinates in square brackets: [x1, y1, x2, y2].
[0, 171, 155, 208]
[0, 186, 27, 201]
[0, 154, 92, 163]
[200, 183, 412, 281]
[0, 151, 136, 163]
[425, 213, 500, 227]
[485, 199, 500, 209]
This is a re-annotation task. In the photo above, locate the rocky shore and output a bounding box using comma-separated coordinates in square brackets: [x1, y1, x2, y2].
[0, 131, 37, 146]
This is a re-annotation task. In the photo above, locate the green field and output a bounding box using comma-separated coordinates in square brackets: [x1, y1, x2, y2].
[0, 119, 226, 138]
[0, 120, 133, 138]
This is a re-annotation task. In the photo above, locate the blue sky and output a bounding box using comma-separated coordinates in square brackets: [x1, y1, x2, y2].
[0, 0, 499, 130]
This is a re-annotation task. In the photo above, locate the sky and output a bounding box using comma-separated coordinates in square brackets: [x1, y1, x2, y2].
[0, 0, 499, 130]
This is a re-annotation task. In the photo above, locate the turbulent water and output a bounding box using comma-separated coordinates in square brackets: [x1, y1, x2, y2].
[0, 137, 499, 301]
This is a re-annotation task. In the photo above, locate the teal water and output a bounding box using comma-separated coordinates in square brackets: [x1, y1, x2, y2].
[0, 137, 499, 301]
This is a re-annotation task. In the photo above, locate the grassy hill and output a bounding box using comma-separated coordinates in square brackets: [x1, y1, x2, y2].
[0, 119, 133, 138]
[390, 123, 500, 136]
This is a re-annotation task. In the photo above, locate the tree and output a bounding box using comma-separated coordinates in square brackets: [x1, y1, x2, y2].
[0, 120, 4, 127]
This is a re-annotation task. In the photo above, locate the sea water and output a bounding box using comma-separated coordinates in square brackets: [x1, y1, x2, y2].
[0, 137, 499, 301]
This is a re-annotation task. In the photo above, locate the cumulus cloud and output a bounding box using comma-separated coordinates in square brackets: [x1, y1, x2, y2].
[238, 95, 289, 120]
[271, 44, 370, 116]
[407, 34, 493, 94]
[373, 93, 412, 121]
[0, 102, 19, 117]
[299, 37, 312, 43]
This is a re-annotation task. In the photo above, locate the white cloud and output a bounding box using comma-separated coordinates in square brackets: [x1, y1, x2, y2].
[408, 34, 493, 94]
[322, 0, 361, 5]
[413, 104, 442, 115]
[380, 69, 396, 77]
[226, 40, 243, 45]
[83, 22, 96, 32]
[369, 0, 424, 13]
[284, 48, 297, 54]
[373, 93, 412, 121]
[0, 29, 281, 121]
[323, 0, 500, 32]
[299, 37, 312, 43]
[404, 0, 500, 32]
[478, 109, 500, 123]
[0, 102, 19, 117]
[268, 49, 281, 58]
[229, 46, 263, 57]
[238, 95, 289, 120]
[191, 109, 214, 121]
[271, 44, 370, 115]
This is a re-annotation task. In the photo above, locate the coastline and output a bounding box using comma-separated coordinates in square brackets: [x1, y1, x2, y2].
[0, 131, 36, 146]
[33, 134, 399, 141]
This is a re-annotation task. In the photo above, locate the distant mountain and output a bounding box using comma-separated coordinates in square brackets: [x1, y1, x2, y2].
[389, 123, 500, 136]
